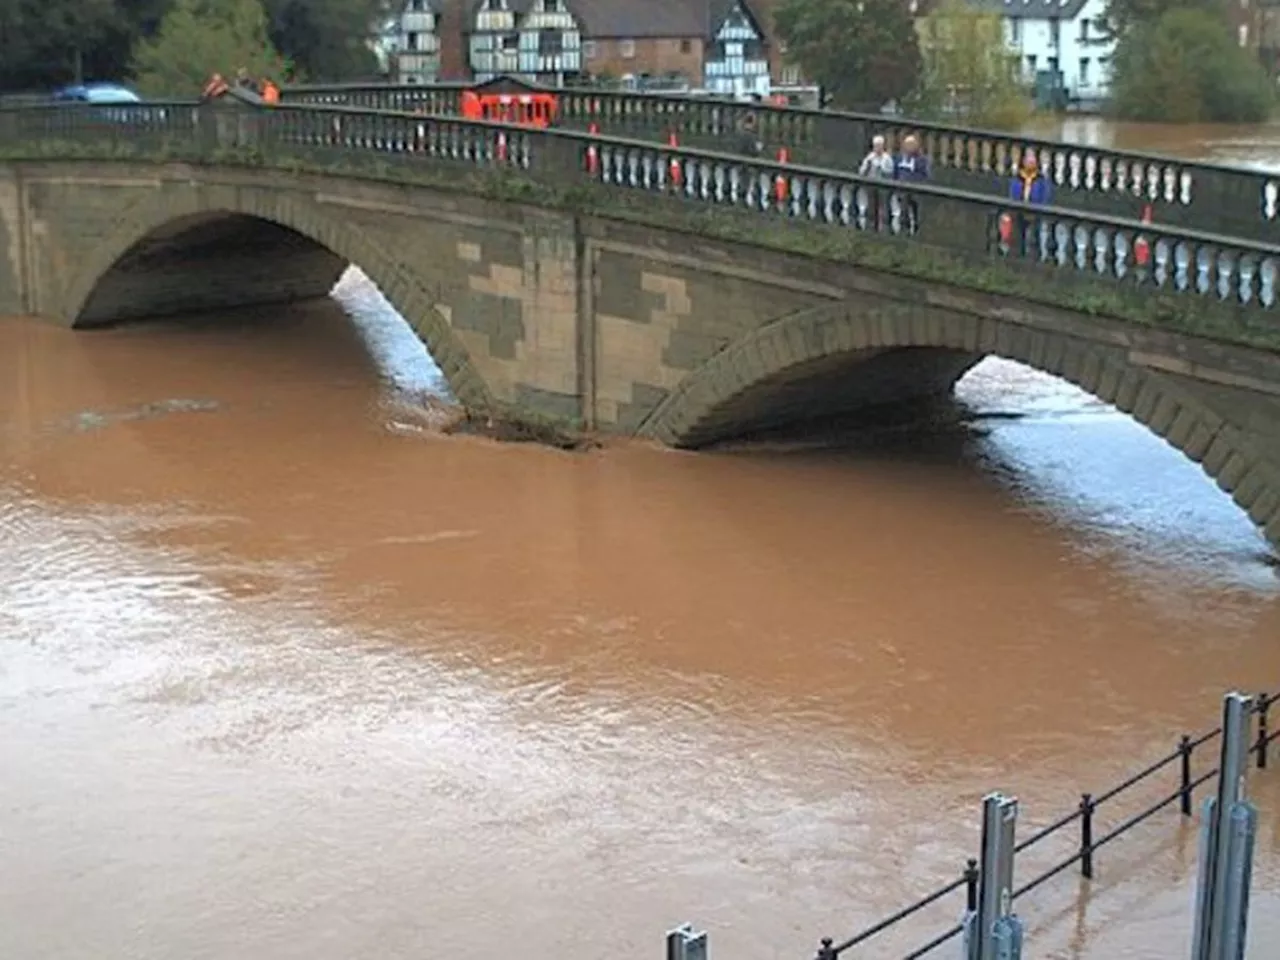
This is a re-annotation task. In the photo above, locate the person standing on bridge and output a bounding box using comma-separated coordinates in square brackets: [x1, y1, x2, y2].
[1008, 149, 1053, 259]
[1009, 149, 1052, 205]
[858, 135, 895, 179]
[892, 134, 929, 234]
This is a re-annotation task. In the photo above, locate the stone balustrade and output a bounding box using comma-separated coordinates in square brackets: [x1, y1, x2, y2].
[5, 99, 1280, 326]
[281, 81, 1280, 241]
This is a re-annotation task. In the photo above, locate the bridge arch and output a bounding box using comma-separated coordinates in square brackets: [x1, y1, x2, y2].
[640, 299, 1280, 544]
[62, 187, 495, 412]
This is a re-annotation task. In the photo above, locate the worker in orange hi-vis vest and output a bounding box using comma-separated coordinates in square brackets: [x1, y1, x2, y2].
[260, 79, 280, 105]
[201, 73, 230, 100]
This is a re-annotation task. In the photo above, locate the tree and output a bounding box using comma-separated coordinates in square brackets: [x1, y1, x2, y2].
[262, 0, 394, 81]
[0, 0, 120, 90]
[1099, 0, 1226, 40]
[912, 0, 1031, 130]
[130, 0, 293, 95]
[774, 0, 923, 110]
[1109, 5, 1273, 122]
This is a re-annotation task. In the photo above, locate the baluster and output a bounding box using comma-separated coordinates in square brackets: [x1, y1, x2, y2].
[1170, 241, 1189, 290]
[1053, 220, 1070, 265]
[1073, 224, 1089, 271]
[1155, 239, 1173, 288]
[1195, 246, 1212, 295]
[1262, 258, 1278, 307]
[1216, 251, 1236, 300]
[1113, 231, 1131, 280]
[1093, 227, 1110, 274]
[1239, 255, 1257, 305]
[1264, 182, 1279, 221]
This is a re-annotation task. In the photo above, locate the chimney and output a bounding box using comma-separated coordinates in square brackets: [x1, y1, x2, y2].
[438, 0, 470, 80]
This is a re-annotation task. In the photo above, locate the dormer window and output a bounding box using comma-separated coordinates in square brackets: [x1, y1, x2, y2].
[483, 0, 506, 9]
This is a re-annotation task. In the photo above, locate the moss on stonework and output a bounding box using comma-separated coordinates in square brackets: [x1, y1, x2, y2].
[3, 137, 1279, 353]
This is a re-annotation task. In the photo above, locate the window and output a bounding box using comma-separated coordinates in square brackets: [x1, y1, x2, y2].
[583, 40, 597, 58]
[1079, 57, 1090, 84]
[1048, 55, 1059, 72]
[501, 33, 518, 51]
[1240, 23, 1250, 46]
[1026, 53, 1038, 73]
[1078, 17, 1089, 41]
[543, 0, 561, 9]
[1008, 16, 1022, 43]
[781, 64, 800, 84]
[539, 30, 563, 54]
[680, 38, 692, 53]
[1049, 17, 1060, 47]
[410, 0, 425, 9]
[619, 38, 635, 58]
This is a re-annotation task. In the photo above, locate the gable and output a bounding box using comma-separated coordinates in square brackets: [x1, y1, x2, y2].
[709, 0, 765, 40]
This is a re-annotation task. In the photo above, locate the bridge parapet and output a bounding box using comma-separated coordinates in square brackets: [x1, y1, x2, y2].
[3, 99, 1279, 351]
[281, 81, 1280, 242]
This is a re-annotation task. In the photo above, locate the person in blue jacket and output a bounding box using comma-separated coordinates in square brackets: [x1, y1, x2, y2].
[1010, 150, 1052, 204]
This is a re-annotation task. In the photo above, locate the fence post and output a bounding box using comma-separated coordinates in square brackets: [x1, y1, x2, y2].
[1180, 734, 1194, 816]
[1255, 693, 1269, 771]
[964, 857, 979, 912]
[1079, 793, 1095, 880]
[814, 936, 836, 960]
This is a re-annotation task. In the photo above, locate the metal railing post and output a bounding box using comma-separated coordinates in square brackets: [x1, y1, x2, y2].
[1180, 734, 1195, 816]
[1079, 793, 1095, 880]
[1255, 693, 1269, 770]
[814, 936, 836, 960]
[964, 857, 979, 912]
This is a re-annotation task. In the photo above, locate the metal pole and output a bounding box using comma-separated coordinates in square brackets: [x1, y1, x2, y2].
[1191, 692, 1257, 960]
[964, 792, 1024, 960]
[665, 923, 708, 960]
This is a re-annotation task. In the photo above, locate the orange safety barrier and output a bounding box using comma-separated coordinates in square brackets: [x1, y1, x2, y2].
[998, 212, 1014, 245]
[1134, 235, 1151, 266]
[586, 122, 600, 175]
[774, 146, 790, 204]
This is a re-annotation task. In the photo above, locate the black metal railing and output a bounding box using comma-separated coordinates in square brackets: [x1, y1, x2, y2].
[279, 80, 1280, 240]
[814, 691, 1278, 958]
[4, 100, 1280, 330]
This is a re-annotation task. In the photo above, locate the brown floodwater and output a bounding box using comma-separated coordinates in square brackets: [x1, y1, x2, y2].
[2, 123, 1280, 960]
[1044, 115, 1280, 173]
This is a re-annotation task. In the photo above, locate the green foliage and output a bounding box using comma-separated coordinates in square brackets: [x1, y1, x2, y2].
[911, 0, 1031, 130]
[0, 0, 120, 89]
[1110, 6, 1273, 123]
[0, 0, 386, 93]
[1100, 0, 1227, 40]
[130, 0, 293, 96]
[263, 0, 393, 82]
[774, 0, 922, 109]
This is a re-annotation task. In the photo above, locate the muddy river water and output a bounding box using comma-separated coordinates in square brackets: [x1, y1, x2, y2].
[2, 120, 1280, 960]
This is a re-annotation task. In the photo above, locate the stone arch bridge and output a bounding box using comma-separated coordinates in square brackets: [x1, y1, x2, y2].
[4, 106, 1280, 545]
